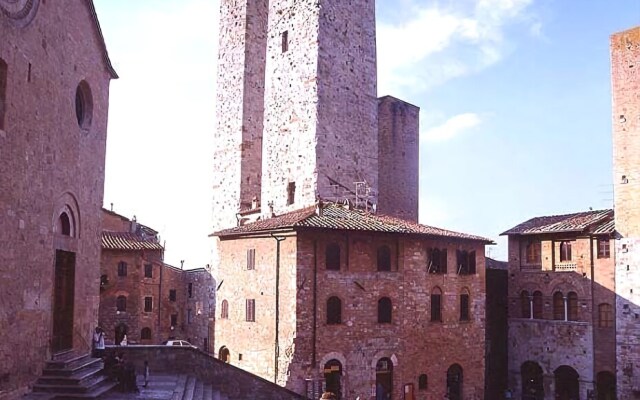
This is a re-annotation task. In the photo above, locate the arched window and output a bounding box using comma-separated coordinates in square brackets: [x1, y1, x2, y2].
[0, 58, 7, 130]
[598, 303, 613, 328]
[554, 366, 579, 400]
[58, 212, 71, 236]
[117, 261, 127, 277]
[326, 243, 340, 271]
[553, 292, 565, 320]
[324, 359, 343, 399]
[221, 300, 229, 319]
[567, 292, 578, 321]
[532, 291, 543, 319]
[378, 297, 392, 323]
[521, 361, 544, 399]
[431, 288, 442, 322]
[418, 374, 428, 390]
[218, 346, 230, 363]
[327, 296, 342, 324]
[377, 245, 391, 271]
[520, 290, 531, 319]
[116, 295, 126, 312]
[460, 291, 470, 321]
[446, 364, 463, 400]
[141, 327, 152, 340]
[75, 80, 93, 129]
[559, 241, 572, 262]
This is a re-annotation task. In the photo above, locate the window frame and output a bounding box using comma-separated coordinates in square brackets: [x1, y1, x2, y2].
[144, 296, 153, 312]
[428, 247, 447, 274]
[418, 374, 428, 390]
[430, 289, 442, 322]
[221, 299, 229, 319]
[325, 243, 341, 271]
[559, 241, 572, 262]
[169, 289, 177, 302]
[144, 263, 153, 278]
[246, 299, 256, 322]
[377, 297, 392, 324]
[553, 292, 565, 320]
[377, 245, 392, 272]
[532, 291, 543, 319]
[597, 238, 610, 259]
[520, 290, 531, 319]
[326, 296, 342, 325]
[525, 240, 542, 264]
[567, 291, 578, 321]
[246, 248, 255, 270]
[460, 293, 470, 321]
[117, 261, 127, 277]
[141, 327, 152, 340]
[598, 303, 613, 328]
[116, 295, 127, 312]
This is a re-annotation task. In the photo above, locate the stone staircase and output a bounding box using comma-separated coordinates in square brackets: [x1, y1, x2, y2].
[90, 373, 229, 400]
[24, 353, 116, 399]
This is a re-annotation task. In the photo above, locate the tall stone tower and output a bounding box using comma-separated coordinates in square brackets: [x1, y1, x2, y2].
[611, 26, 640, 397]
[211, 0, 268, 232]
[260, 0, 379, 216]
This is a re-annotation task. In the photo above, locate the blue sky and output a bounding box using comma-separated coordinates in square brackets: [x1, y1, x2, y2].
[93, 0, 640, 267]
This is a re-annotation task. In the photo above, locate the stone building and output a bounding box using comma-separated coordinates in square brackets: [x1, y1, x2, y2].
[485, 257, 508, 400]
[0, 1, 116, 397]
[100, 208, 215, 352]
[501, 210, 616, 400]
[213, 202, 492, 400]
[610, 26, 640, 399]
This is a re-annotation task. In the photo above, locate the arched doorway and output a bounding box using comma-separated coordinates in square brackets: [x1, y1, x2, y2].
[324, 359, 343, 399]
[115, 323, 128, 345]
[521, 361, 544, 400]
[446, 364, 463, 400]
[596, 371, 616, 400]
[376, 357, 393, 400]
[554, 366, 579, 400]
[218, 346, 230, 363]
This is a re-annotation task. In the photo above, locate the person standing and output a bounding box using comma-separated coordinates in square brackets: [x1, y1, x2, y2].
[93, 327, 105, 358]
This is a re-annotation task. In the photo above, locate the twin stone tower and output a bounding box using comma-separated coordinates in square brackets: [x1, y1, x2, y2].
[211, 0, 420, 244]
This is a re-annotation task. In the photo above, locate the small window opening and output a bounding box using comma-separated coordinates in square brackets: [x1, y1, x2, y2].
[282, 30, 289, 53]
[460, 293, 470, 321]
[287, 182, 296, 205]
[532, 291, 543, 319]
[27, 63, 31, 82]
[246, 249, 255, 270]
[559, 241, 572, 262]
[59, 212, 71, 236]
[622, 175, 628, 184]
[117, 261, 127, 277]
[427, 248, 447, 274]
[246, 299, 256, 322]
[553, 292, 564, 320]
[144, 297, 153, 312]
[144, 263, 153, 278]
[75, 80, 93, 129]
[169, 289, 177, 302]
[116, 295, 127, 312]
[170, 314, 178, 327]
[188, 283, 193, 298]
[597, 238, 610, 259]
[431, 288, 442, 322]
[221, 300, 229, 319]
[141, 327, 152, 340]
[456, 250, 476, 275]
[377, 245, 391, 271]
[567, 292, 578, 321]
[327, 296, 342, 324]
[325, 243, 340, 270]
[378, 297, 392, 323]
[418, 374, 428, 390]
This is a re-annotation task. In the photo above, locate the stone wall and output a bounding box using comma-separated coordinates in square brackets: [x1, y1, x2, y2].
[184, 268, 216, 353]
[377, 96, 420, 222]
[260, 0, 379, 216]
[0, 1, 114, 397]
[104, 345, 305, 400]
[506, 234, 617, 399]
[611, 26, 640, 398]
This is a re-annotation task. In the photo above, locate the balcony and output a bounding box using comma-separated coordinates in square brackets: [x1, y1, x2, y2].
[554, 262, 577, 272]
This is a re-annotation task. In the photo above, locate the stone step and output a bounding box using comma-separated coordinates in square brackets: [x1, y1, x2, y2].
[182, 376, 196, 400]
[203, 383, 212, 400]
[171, 374, 188, 400]
[38, 379, 117, 399]
[43, 356, 102, 376]
[33, 373, 109, 394]
[37, 363, 104, 386]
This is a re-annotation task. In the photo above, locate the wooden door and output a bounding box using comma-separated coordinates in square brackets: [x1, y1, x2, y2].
[52, 250, 75, 353]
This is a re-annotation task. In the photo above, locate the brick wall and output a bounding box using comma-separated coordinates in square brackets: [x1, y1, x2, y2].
[377, 96, 420, 222]
[0, 1, 113, 397]
[611, 26, 640, 398]
[216, 230, 487, 399]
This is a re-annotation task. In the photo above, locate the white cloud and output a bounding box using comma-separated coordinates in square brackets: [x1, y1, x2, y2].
[377, 0, 535, 95]
[422, 113, 482, 142]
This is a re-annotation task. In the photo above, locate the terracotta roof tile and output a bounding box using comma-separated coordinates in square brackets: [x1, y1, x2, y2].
[214, 203, 493, 243]
[501, 209, 614, 236]
[101, 231, 164, 251]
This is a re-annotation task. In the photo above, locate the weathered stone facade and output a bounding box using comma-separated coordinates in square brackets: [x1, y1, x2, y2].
[214, 204, 490, 400]
[0, 1, 116, 397]
[611, 26, 640, 399]
[99, 209, 215, 352]
[502, 211, 616, 399]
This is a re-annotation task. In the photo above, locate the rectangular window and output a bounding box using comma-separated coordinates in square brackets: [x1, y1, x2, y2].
[559, 241, 572, 262]
[247, 249, 256, 270]
[170, 314, 178, 327]
[460, 294, 470, 321]
[456, 250, 476, 275]
[525, 241, 542, 264]
[246, 299, 256, 322]
[282, 30, 289, 53]
[144, 263, 153, 278]
[427, 248, 447, 274]
[597, 238, 610, 259]
[144, 296, 153, 312]
[169, 289, 177, 302]
[287, 182, 296, 205]
[117, 261, 127, 277]
[430, 294, 442, 322]
[187, 308, 193, 324]
[188, 283, 193, 298]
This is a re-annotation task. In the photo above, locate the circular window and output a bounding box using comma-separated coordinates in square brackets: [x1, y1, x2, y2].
[75, 80, 93, 130]
[0, 0, 40, 27]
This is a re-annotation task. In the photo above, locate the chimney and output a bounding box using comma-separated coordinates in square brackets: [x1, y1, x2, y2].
[180, 260, 184, 270]
[251, 196, 259, 210]
[130, 215, 137, 233]
[316, 197, 323, 217]
[268, 202, 275, 218]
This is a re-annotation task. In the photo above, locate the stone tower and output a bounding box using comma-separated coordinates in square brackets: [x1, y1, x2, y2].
[611, 26, 640, 398]
[260, 0, 379, 216]
[211, 0, 268, 232]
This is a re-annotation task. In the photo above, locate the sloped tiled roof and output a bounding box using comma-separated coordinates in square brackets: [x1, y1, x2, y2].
[501, 209, 614, 236]
[102, 231, 164, 251]
[214, 203, 493, 243]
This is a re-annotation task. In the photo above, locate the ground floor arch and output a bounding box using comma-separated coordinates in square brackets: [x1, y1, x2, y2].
[521, 361, 544, 400]
[376, 357, 393, 400]
[554, 365, 579, 400]
[218, 346, 230, 363]
[446, 364, 463, 400]
[324, 359, 343, 399]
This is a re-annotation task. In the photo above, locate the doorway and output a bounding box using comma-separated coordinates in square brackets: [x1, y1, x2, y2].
[596, 371, 616, 400]
[52, 250, 75, 353]
[324, 359, 343, 399]
[446, 364, 463, 400]
[521, 361, 544, 400]
[219, 346, 230, 363]
[376, 357, 393, 400]
[554, 366, 579, 400]
[115, 323, 128, 345]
